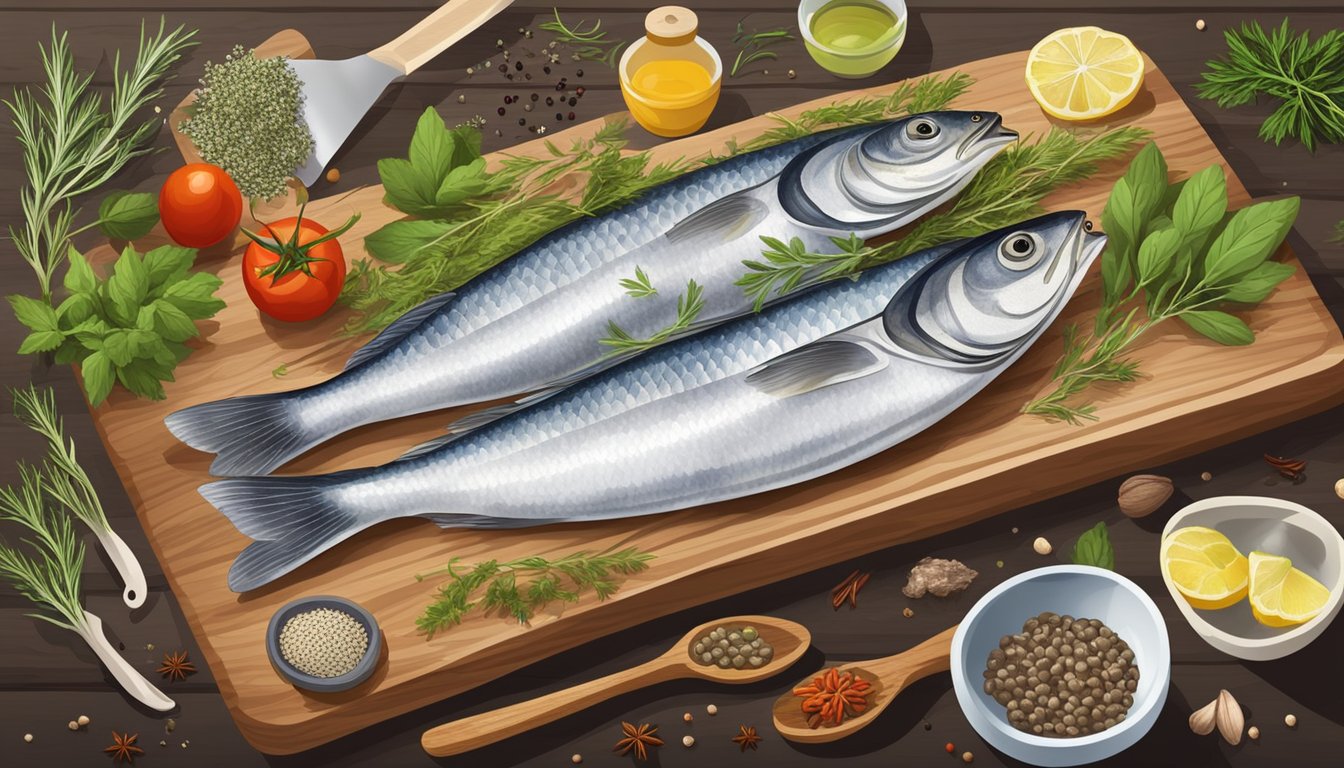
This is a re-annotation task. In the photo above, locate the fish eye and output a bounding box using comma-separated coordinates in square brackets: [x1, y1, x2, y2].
[971, 114, 983, 123]
[906, 118, 940, 140]
[998, 231, 1045, 270]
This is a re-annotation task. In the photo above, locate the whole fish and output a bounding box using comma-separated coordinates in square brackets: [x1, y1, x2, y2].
[202, 211, 1105, 591]
[167, 111, 1017, 476]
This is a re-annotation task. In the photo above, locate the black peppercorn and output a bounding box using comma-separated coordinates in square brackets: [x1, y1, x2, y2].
[556, 112, 563, 121]
[498, 63, 507, 72]
[568, 111, 576, 120]
[576, 69, 584, 77]
[568, 97, 577, 107]
[543, 65, 551, 74]
[555, 82, 564, 91]
[497, 107, 506, 116]
[503, 95, 512, 104]
[518, 117, 526, 126]
[530, 93, 538, 102]
[576, 86, 585, 97]
[546, 97, 554, 106]
[515, 61, 523, 71]
[524, 72, 531, 80]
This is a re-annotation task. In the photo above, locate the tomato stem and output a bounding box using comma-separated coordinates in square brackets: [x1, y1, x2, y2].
[241, 202, 360, 285]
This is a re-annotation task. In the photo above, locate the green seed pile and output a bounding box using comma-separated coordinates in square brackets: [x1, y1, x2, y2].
[179, 45, 314, 199]
[278, 607, 369, 678]
[692, 625, 774, 670]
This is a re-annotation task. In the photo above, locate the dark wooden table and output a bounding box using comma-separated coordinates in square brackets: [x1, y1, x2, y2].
[2, 1, 1342, 766]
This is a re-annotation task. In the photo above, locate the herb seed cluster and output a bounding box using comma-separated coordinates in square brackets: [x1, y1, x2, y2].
[279, 608, 369, 679]
[180, 45, 314, 199]
[983, 612, 1139, 738]
[692, 625, 773, 670]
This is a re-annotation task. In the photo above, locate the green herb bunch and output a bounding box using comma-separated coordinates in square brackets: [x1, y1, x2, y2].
[1025, 143, 1300, 423]
[538, 9, 626, 67]
[11, 386, 110, 533]
[738, 126, 1150, 311]
[730, 21, 795, 78]
[0, 463, 87, 632]
[1197, 19, 1344, 150]
[5, 19, 195, 304]
[1071, 522, 1115, 570]
[9, 245, 225, 406]
[415, 548, 654, 637]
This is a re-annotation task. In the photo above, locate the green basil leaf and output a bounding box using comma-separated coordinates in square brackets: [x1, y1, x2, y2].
[54, 338, 88, 365]
[1202, 196, 1299, 287]
[1180, 309, 1255, 345]
[435, 158, 490, 207]
[71, 318, 111, 350]
[80, 350, 115, 406]
[161, 272, 225, 319]
[57, 292, 98, 329]
[448, 122, 483, 166]
[408, 106, 456, 188]
[1172, 165, 1227, 252]
[1071, 522, 1115, 570]
[1137, 227, 1181, 286]
[142, 245, 197, 293]
[97, 190, 160, 241]
[378, 157, 440, 218]
[115, 359, 167, 401]
[1222, 261, 1295, 304]
[363, 219, 453, 264]
[1122, 142, 1169, 236]
[149, 298, 200, 342]
[63, 246, 96, 294]
[18, 330, 66, 355]
[106, 246, 149, 326]
[8, 294, 59, 332]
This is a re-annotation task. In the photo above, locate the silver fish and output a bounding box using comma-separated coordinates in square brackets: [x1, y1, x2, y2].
[202, 212, 1105, 591]
[167, 111, 1017, 476]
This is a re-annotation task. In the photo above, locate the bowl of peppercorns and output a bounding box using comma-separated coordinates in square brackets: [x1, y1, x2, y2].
[950, 566, 1170, 767]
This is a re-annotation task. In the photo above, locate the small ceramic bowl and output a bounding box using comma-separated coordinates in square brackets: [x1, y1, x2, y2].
[266, 595, 382, 693]
[1160, 495, 1344, 661]
[799, 0, 908, 79]
[951, 566, 1170, 767]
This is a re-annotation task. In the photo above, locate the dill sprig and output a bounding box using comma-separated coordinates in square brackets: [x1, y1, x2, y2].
[730, 21, 795, 78]
[619, 266, 658, 298]
[5, 19, 196, 304]
[601, 280, 705, 354]
[0, 464, 87, 632]
[538, 8, 627, 67]
[1197, 19, 1344, 150]
[738, 126, 1151, 310]
[415, 548, 654, 637]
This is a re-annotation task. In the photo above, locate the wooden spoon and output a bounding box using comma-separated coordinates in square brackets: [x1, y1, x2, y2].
[421, 615, 810, 756]
[772, 625, 958, 744]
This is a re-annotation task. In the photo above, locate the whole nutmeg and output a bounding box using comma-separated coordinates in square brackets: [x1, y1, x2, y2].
[1118, 474, 1174, 518]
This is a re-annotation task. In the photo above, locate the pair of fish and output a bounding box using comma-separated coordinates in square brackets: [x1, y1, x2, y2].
[169, 112, 1106, 592]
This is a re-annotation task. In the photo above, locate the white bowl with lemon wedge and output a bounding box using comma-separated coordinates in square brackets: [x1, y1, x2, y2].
[1160, 496, 1344, 660]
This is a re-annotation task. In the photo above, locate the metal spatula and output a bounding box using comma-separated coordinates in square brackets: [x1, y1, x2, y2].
[290, 0, 514, 185]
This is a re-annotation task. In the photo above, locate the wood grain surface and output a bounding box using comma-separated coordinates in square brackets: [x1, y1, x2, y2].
[69, 40, 1344, 755]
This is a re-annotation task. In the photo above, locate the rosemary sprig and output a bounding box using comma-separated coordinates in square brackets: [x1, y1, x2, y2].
[601, 280, 705, 354]
[730, 21, 795, 78]
[538, 8, 627, 67]
[619, 266, 658, 298]
[1197, 19, 1344, 150]
[415, 548, 654, 637]
[737, 126, 1151, 310]
[11, 386, 109, 532]
[0, 464, 86, 632]
[5, 19, 196, 304]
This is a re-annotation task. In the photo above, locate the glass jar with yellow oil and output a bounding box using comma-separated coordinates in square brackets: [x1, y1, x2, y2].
[799, 0, 907, 78]
[619, 6, 722, 137]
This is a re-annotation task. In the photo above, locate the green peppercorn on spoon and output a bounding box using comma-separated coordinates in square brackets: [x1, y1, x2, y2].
[421, 615, 810, 756]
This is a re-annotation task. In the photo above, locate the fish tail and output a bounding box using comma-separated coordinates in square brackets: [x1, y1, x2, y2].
[200, 476, 371, 592]
[165, 392, 318, 476]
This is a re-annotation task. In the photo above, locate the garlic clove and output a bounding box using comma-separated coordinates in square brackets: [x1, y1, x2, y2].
[1216, 689, 1245, 745]
[1189, 697, 1218, 736]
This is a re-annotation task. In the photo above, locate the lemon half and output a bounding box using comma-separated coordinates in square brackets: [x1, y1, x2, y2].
[1026, 26, 1145, 121]
[1160, 526, 1249, 610]
[1248, 551, 1331, 627]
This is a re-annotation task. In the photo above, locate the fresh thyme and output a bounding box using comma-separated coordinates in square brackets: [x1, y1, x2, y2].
[5, 19, 196, 305]
[738, 126, 1150, 310]
[415, 548, 654, 637]
[730, 21, 795, 78]
[601, 280, 705, 354]
[538, 9, 627, 67]
[1024, 142, 1300, 424]
[619, 266, 658, 298]
[1197, 19, 1344, 150]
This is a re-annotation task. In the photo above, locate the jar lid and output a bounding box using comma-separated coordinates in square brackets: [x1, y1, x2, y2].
[645, 6, 698, 46]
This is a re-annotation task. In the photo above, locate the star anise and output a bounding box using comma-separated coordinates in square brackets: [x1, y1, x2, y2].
[731, 724, 763, 752]
[613, 721, 663, 761]
[104, 732, 143, 764]
[157, 650, 196, 682]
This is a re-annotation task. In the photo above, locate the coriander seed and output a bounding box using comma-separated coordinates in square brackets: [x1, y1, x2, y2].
[279, 607, 369, 678]
[682, 735, 695, 747]
[1285, 713, 1297, 728]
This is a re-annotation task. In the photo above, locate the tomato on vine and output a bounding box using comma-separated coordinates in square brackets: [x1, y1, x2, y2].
[240, 203, 359, 322]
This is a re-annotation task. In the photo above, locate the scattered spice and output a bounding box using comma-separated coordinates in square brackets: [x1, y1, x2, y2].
[279, 607, 369, 678]
[831, 569, 871, 609]
[1200, 471, 1213, 481]
[325, 168, 340, 183]
[1264, 454, 1307, 482]
[1216, 689, 1245, 745]
[996, 560, 1005, 569]
[1196, 19, 1206, 31]
[682, 735, 695, 747]
[945, 742, 955, 753]
[24, 733, 32, 743]
[787, 68, 797, 79]
[78, 714, 91, 726]
[165, 718, 175, 733]
[902, 557, 977, 598]
[962, 751, 974, 763]
[903, 607, 914, 618]
[1189, 697, 1217, 735]
[1335, 478, 1344, 499]
[1285, 713, 1297, 728]
[104, 732, 143, 765]
[731, 724, 762, 752]
[571, 754, 582, 764]
[682, 712, 693, 723]
[158, 650, 197, 682]
[692, 624, 774, 669]
[1033, 537, 1053, 555]
[1117, 474, 1174, 517]
[68, 720, 79, 731]
[613, 722, 663, 761]
[707, 704, 718, 716]
[1248, 725, 1260, 740]
[793, 667, 873, 729]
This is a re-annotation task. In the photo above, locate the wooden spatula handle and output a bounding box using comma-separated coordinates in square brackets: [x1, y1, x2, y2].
[869, 625, 958, 684]
[369, 0, 515, 75]
[421, 655, 684, 756]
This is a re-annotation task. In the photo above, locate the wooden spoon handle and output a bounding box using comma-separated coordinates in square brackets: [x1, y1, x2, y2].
[871, 625, 958, 684]
[422, 655, 683, 756]
[369, 0, 515, 74]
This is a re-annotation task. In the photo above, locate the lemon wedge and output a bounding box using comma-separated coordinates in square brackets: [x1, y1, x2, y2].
[1026, 26, 1145, 121]
[1160, 526, 1249, 610]
[1248, 551, 1331, 627]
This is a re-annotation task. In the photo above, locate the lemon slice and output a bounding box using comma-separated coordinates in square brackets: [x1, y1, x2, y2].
[1248, 551, 1331, 627]
[1160, 526, 1249, 610]
[1026, 26, 1145, 121]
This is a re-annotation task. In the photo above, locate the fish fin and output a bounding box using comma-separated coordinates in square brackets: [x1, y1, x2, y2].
[343, 291, 456, 371]
[394, 433, 462, 462]
[425, 513, 567, 529]
[165, 393, 315, 477]
[745, 339, 888, 398]
[665, 194, 769, 245]
[444, 386, 563, 435]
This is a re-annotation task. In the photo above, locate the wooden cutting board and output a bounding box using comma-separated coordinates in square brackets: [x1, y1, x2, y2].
[81, 40, 1344, 754]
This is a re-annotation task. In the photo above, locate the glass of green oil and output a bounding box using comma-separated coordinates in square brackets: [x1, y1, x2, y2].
[799, 0, 908, 78]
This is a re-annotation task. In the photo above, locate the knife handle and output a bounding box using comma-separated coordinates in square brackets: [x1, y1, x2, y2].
[369, 0, 515, 75]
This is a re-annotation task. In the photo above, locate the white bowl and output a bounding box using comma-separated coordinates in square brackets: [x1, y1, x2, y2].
[1160, 495, 1344, 661]
[951, 566, 1170, 767]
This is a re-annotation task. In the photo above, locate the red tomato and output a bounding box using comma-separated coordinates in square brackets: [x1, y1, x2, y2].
[159, 163, 243, 248]
[242, 211, 356, 322]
